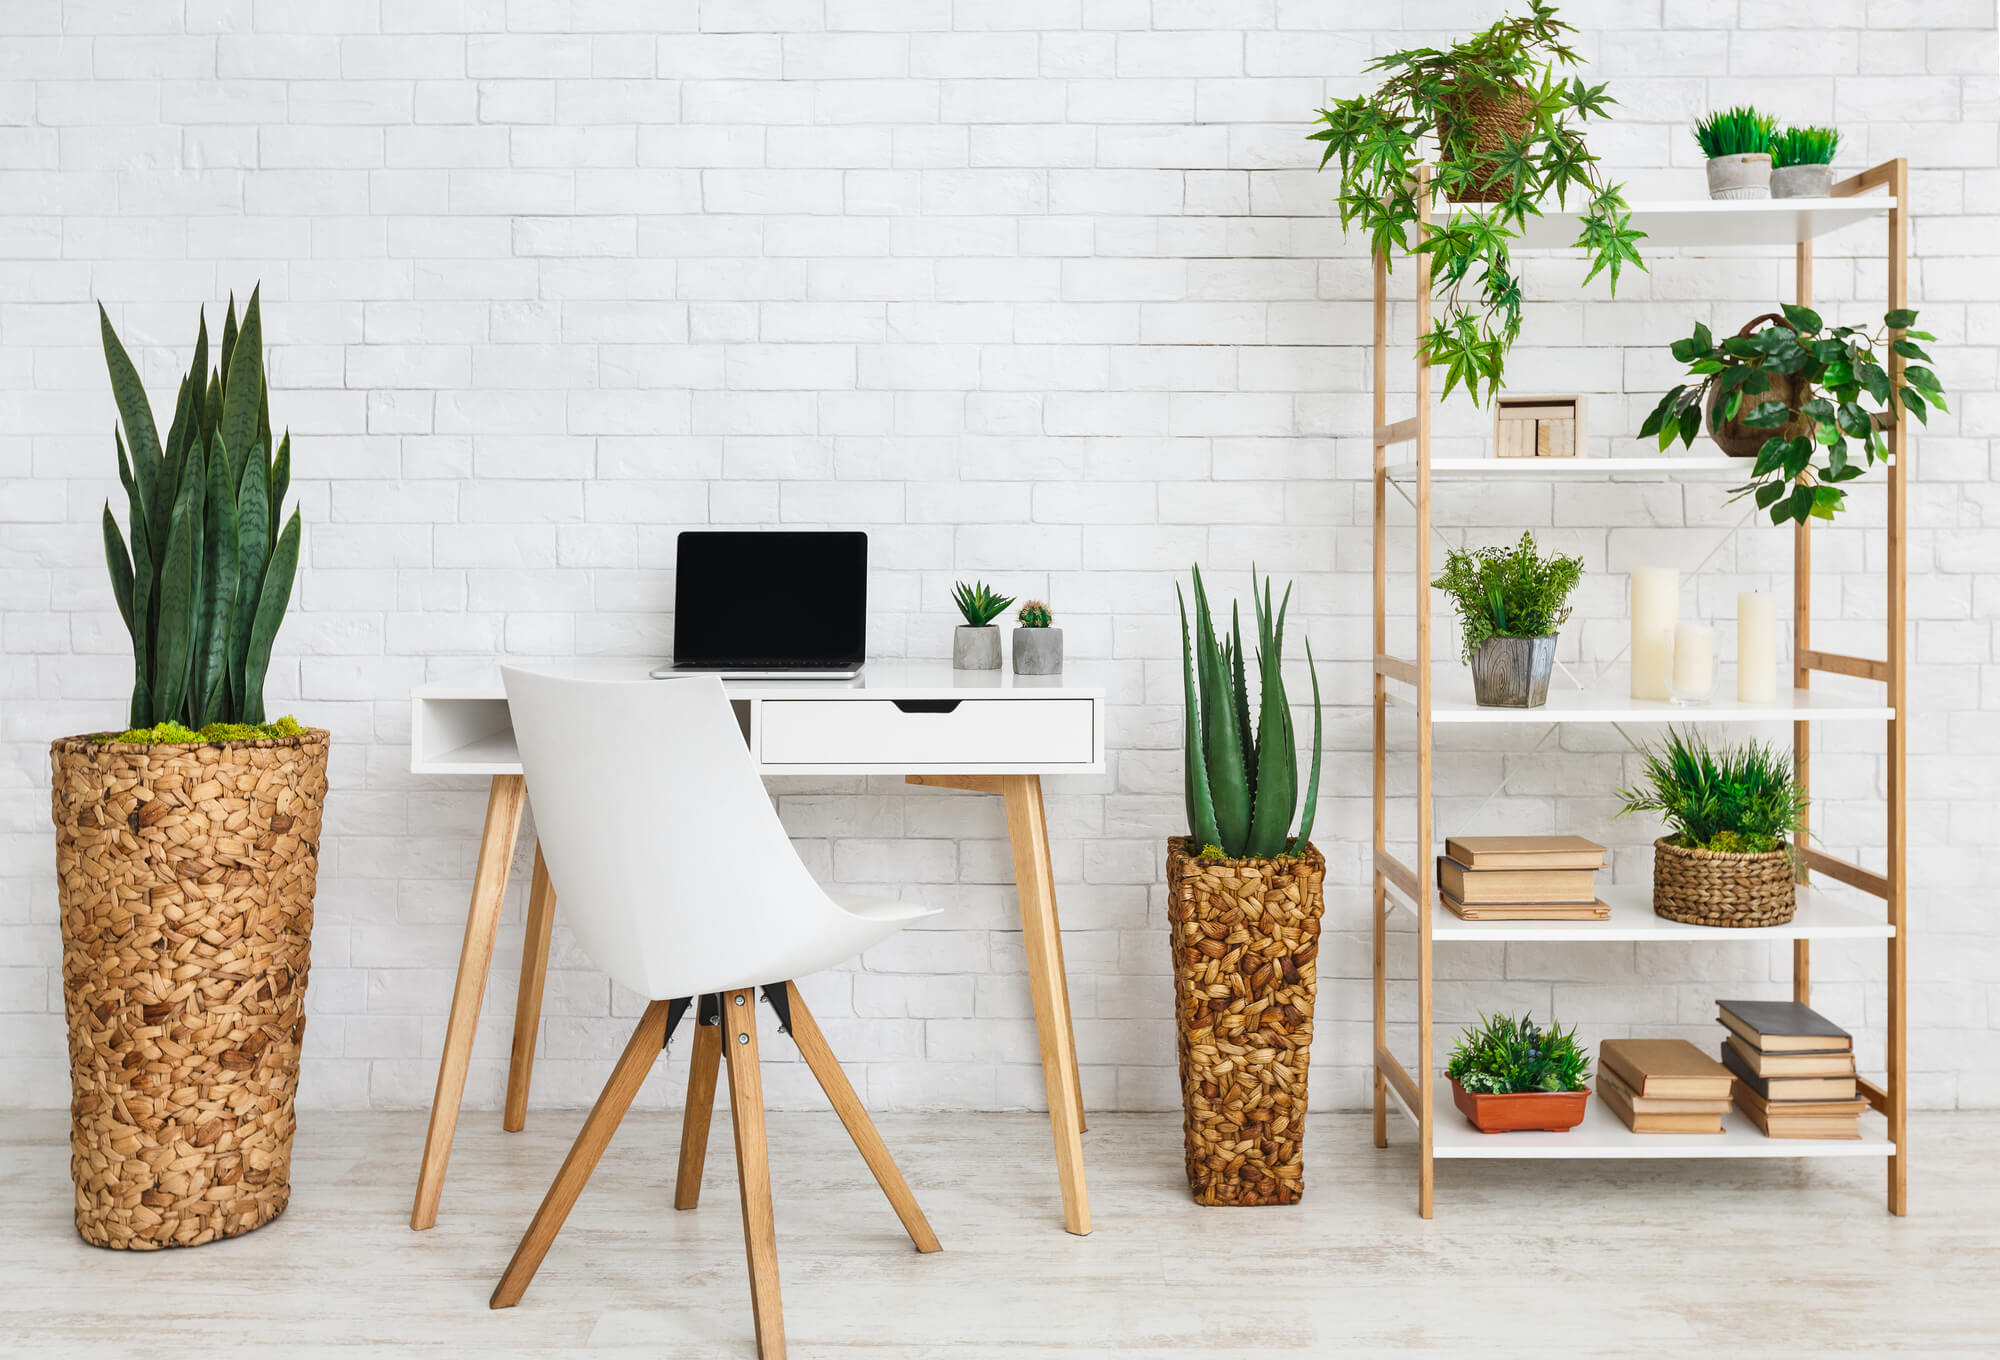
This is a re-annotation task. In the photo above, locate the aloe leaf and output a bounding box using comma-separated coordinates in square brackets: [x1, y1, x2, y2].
[1246, 580, 1298, 858]
[219, 286, 261, 492]
[1178, 585, 1222, 851]
[102, 503, 134, 637]
[241, 509, 300, 725]
[1229, 602, 1254, 802]
[195, 432, 238, 726]
[1191, 566, 1250, 856]
[231, 442, 270, 711]
[1289, 637, 1323, 856]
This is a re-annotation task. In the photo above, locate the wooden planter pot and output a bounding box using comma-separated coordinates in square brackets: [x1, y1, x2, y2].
[1165, 837, 1325, 1206]
[49, 730, 329, 1249]
[1450, 1078, 1590, 1134]
[1651, 836, 1796, 929]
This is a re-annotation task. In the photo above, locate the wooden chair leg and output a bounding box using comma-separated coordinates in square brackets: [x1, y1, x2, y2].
[504, 843, 558, 1133]
[491, 1000, 671, 1310]
[722, 988, 785, 1360]
[782, 982, 940, 1253]
[674, 1013, 722, 1211]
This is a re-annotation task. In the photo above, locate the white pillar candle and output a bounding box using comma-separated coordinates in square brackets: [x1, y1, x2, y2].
[1737, 590, 1777, 704]
[1629, 567, 1679, 701]
[1672, 622, 1715, 701]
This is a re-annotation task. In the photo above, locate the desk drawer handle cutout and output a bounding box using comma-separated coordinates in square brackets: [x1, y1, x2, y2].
[891, 699, 962, 714]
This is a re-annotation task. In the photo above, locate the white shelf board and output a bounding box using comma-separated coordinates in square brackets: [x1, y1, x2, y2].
[1387, 680, 1894, 725]
[1440, 195, 1893, 251]
[1384, 878, 1893, 943]
[1389, 1077, 1892, 1160]
[1386, 455, 1746, 481]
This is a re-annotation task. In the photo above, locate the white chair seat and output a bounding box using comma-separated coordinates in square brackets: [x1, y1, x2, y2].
[832, 893, 939, 924]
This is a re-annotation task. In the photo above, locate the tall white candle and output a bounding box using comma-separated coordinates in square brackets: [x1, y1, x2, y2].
[1737, 591, 1777, 704]
[1672, 622, 1714, 701]
[1629, 567, 1679, 701]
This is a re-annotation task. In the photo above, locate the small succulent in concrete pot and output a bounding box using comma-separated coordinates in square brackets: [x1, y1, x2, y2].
[951, 580, 1012, 670]
[1770, 124, 1838, 199]
[1694, 105, 1775, 200]
[1431, 531, 1584, 708]
[1012, 599, 1062, 675]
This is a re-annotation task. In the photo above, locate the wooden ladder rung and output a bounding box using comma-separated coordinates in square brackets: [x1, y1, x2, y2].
[1800, 649, 1892, 684]
[1375, 653, 1419, 686]
[1374, 416, 1419, 447]
[1375, 850, 1420, 905]
[1802, 847, 1892, 901]
[1375, 1046, 1420, 1116]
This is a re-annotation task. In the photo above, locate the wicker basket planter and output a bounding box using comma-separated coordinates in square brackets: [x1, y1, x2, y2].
[1439, 83, 1534, 202]
[1651, 836, 1796, 928]
[1165, 837, 1325, 1206]
[49, 730, 328, 1249]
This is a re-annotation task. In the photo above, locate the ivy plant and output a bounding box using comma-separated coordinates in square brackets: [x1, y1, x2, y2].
[1639, 304, 1946, 526]
[1309, 2, 1645, 404]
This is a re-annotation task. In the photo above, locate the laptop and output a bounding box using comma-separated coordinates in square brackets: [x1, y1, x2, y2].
[651, 530, 867, 680]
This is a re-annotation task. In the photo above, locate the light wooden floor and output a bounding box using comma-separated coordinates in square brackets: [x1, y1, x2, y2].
[2, 1107, 1995, 1357]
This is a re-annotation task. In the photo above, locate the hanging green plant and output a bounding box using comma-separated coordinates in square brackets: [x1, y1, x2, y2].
[1309, 1, 1645, 404]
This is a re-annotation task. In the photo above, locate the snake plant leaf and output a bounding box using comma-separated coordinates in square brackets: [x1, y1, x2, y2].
[203, 370, 222, 445]
[219, 287, 261, 491]
[270, 431, 290, 532]
[1191, 565, 1250, 855]
[241, 509, 300, 725]
[98, 304, 159, 515]
[1289, 637, 1323, 856]
[195, 432, 239, 727]
[102, 503, 134, 636]
[1177, 585, 1222, 851]
[220, 292, 237, 398]
[231, 443, 270, 711]
[151, 458, 202, 724]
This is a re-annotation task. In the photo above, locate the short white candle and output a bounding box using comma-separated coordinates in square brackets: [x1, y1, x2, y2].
[1629, 567, 1679, 701]
[1737, 591, 1777, 704]
[1672, 622, 1715, 701]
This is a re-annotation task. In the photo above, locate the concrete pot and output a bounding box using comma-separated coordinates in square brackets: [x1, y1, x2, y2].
[1012, 627, 1063, 675]
[1706, 153, 1771, 200]
[953, 625, 1001, 670]
[1471, 635, 1555, 708]
[1771, 163, 1835, 199]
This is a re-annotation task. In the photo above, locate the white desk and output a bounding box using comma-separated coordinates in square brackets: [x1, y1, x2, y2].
[408, 661, 1105, 1236]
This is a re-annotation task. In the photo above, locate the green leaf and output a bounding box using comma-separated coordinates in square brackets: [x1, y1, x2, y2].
[102, 503, 134, 637]
[219, 286, 262, 494]
[1754, 478, 1786, 509]
[1787, 482, 1815, 523]
[231, 444, 270, 712]
[1246, 575, 1298, 859]
[98, 303, 160, 514]
[1884, 307, 1918, 329]
[1675, 403, 1700, 448]
[1191, 566, 1250, 856]
[1901, 386, 1929, 425]
[241, 509, 300, 727]
[1287, 636, 1322, 856]
[1780, 302, 1823, 335]
[270, 431, 290, 533]
[195, 432, 239, 727]
[1178, 585, 1222, 852]
[1740, 399, 1792, 429]
[151, 456, 203, 725]
[1891, 338, 1931, 362]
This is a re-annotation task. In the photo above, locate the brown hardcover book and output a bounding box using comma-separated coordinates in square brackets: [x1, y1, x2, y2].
[1718, 1043, 1857, 1101]
[1598, 1075, 1723, 1133]
[1730, 1079, 1867, 1119]
[1436, 858, 1598, 904]
[1444, 835, 1608, 870]
[1736, 1095, 1861, 1141]
[1598, 1039, 1734, 1100]
[1597, 1067, 1732, 1115]
[1722, 1032, 1858, 1079]
[1439, 890, 1610, 922]
[1715, 999, 1852, 1053]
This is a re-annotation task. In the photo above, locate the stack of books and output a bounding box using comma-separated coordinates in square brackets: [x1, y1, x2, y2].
[1717, 999, 1867, 1139]
[1435, 835, 1609, 921]
[1596, 1039, 1733, 1133]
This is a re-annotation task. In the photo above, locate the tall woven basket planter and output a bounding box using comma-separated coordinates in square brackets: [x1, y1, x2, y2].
[49, 731, 328, 1249]
[1651, 836, 1796, 929]
[1165, 837, 1325, 1206]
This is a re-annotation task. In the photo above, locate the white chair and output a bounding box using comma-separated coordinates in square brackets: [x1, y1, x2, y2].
[490, 668, 941, 1359]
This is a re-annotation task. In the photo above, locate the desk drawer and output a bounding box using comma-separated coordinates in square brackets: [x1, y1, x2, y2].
[758, 697, 1095, 767]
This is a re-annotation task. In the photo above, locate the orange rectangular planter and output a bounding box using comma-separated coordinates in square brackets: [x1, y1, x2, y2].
[1450, 1078, 1589, 1134]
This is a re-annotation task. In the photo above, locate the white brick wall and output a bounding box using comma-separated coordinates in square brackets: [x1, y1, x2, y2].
[3, 1, 1997, 1115]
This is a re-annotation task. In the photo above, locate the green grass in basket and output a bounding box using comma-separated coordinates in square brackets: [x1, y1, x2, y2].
[1615, 727, 1807, 856]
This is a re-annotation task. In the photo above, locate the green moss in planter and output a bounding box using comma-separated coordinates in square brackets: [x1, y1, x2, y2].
[1447, 1012, 1590, 1095]
[98, 714, 304, 745]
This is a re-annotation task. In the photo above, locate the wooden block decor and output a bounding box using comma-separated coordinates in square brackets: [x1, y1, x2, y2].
[1494, 394, 1585, 458]
[1165, 838, 1325, 1207]
[48, 731, 329, 1249]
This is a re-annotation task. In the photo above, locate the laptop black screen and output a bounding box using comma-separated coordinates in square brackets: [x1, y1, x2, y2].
[673, 531, 867, 666]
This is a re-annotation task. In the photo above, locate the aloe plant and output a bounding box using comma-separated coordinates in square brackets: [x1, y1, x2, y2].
[1176, 566, 1322, 860]
[99, 287, 301, 729]
[952, 580, 1013, 627]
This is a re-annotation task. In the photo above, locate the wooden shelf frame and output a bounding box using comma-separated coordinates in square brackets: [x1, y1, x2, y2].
[1370, 162, 1909, 1218]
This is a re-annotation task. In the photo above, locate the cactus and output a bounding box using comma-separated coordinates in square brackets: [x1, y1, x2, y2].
[952, 580, 1014, 627]
[1017, 599, 1053, 628]
[1177, 565, 1321, 861]
[99, 286, 300, 729]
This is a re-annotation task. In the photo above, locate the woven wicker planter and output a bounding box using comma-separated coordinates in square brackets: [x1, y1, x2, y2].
[1165, 837, 1325, 1206]
[49, 730, 328, 1249]
[1651, 836, 1796, 928]
[1439, 83, 1534, 202]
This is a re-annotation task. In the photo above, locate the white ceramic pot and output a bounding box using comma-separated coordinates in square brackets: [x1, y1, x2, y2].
[1771, 163, 1835, 199]
[1706, 153, 1771, 201]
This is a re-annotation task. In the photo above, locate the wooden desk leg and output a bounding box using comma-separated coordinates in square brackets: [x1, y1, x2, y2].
[1001, 774, 1091, 1236]
[411, 773, 526, 1230]
[503, 844, 558, 1133]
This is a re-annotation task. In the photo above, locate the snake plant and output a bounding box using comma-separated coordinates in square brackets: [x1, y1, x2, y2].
[99, 287, 301, 729]
[1176, 566, 1322, 861]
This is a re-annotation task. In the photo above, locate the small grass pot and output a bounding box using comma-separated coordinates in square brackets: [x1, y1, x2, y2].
[50, 729, 328, 1249]
[1771, 163, 1834, 198]
[1450, 1079, 1589, 1134]
[1166, 837, 1325, 1207]
[1651, 836, 1796, 928]
[1705, 152, 1771, 200]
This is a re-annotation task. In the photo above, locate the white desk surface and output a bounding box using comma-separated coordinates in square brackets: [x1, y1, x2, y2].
[411, 658, 1102, 702]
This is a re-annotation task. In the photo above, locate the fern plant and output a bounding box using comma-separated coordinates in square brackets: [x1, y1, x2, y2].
[1177, 567, 1322, 861]
[952, 581, 1013, 627]
[1447, 1013, 1590, 1094]
[100, 287, 301, 730]
[1692, 106, 1776, 158]
[1771, 125, 1838, 168]
[1616, 728, 1808, 856]
[1430, 532, 1584, 664]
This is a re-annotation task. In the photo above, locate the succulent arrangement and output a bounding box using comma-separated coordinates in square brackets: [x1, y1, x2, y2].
[952, 580, 1014, 628]
[1771, 124, 1838, 168]
[1617, 728, 1808, 858]
[1176, 567, 1321, 861]
[1016, 600, 1052, 628]
[1310, 2, 1643, 404]
[1692, 105, 1776, 159]
[1639, 304, 1946, 525]
[99, 287, 301, 732]
[1447, 1012, 1591, 1095]
[1430, 532, 1584, 664]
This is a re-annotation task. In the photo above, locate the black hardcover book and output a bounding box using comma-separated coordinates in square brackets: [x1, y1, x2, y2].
[1716, 999, 1852, 1046]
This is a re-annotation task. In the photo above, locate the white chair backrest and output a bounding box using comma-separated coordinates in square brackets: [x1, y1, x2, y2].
[502, 668, 847, 1000]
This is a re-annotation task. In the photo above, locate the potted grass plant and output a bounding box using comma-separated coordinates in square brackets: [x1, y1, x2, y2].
[951, 580, 1012, 670]
[51, 287, 324, 1249]
[1771, 125, 1839, 198]
[1447, 1013, 1592, 1133]
[1011, 599, 1062, 675]
[1695, 106, 1776, 200]
[1431, 532, 1584, 708]
[1617, 729, 1808, 928]
[1168, 567, 1323, 1206]
[1309, 2, 1643, 403]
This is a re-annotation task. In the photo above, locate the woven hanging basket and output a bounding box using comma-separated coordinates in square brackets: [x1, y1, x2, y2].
[49, 730, 328, 1249]
[1651, 836, 1796, 928]
[1438, 82, 1535, 203]
[1165, 837, 1325, 1207]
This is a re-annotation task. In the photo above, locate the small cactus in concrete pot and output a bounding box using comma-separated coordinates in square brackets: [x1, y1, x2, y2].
[1012, 599, 1062, 675]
